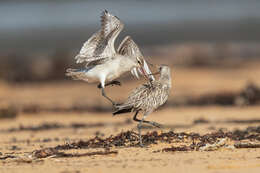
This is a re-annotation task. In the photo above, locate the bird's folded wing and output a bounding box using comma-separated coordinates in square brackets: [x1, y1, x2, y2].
[124, 84, 150, 108]
[75, 10, 124, 64]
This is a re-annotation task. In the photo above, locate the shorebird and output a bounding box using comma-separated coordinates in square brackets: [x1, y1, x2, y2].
[66, 10, 154, 106]
[113, 65, 171, 146]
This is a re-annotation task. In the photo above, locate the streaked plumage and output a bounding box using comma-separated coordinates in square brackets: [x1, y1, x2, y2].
[66, 10, 154, 105]
[113, 65, 171, 146]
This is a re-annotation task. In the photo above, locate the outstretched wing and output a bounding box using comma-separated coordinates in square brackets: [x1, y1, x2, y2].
[117, 36, 144, 78]
[75, 10, 124, 65]
[117, 36, 155, 81]
[117, 36, 143, 59]
[75, 30, 105, 64]
[101, 10, 123, 40]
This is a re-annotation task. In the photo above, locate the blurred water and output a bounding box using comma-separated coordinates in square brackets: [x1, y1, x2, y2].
[1, 0, 260, 52]
[1, 0, 260, 30]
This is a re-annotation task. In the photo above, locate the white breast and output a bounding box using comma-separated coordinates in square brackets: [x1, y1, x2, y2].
[84, 56, 135, 84]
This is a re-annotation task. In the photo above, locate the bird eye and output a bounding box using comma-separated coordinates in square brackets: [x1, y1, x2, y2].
[137, 58, 142, 64]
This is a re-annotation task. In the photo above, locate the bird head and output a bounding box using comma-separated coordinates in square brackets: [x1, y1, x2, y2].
[131, 56, 155, 81]
[158, 65, 172, 88]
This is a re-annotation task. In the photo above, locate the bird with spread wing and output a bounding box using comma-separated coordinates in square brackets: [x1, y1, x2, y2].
[66, 10, 154, 106]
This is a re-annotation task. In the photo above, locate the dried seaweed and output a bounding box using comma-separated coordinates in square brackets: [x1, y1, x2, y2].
[3, 126, 260, 161]
[0, 155, 16, 160]
[32, 148, 118, 159]
[47, 126, 260, 150]
[162, 145, 193, 152]
[234, 142, 260, 148]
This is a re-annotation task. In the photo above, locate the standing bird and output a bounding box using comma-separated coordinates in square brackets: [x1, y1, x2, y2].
[66, 10, 154, 106]
[113, 65, 172, 146]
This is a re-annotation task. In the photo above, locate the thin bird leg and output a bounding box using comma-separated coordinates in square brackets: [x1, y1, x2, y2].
[101, 87, 117, 106]
[97, 81, 121, 89]
[137, 117, 144, 147]
[133, 111, 144, 146]
[133, 111, 162, 128]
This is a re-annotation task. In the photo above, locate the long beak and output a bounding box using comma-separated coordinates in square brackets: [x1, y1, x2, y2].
[142, 59, 155, 81]
[139, 66, 148, 80]
[131, 68, 139, 79]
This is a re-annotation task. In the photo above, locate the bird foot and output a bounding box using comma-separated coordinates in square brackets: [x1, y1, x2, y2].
[107, 80, 121, 87]
[97, 81, 121, 89]
[139, 142, 144, 147]
[112, 102, 120, 107]
[111, 102, 121, 110]
[97, 83, 102, 89]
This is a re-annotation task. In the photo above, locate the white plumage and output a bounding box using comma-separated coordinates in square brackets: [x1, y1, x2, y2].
[66, 10, 154, 105]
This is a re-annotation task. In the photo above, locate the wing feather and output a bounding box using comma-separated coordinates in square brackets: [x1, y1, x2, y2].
[117, 36, 144, 59]
[117, 36, 155, 80]
[101, 10, 123, 39]
[75, 30, 106, 64]
[115, 82, 170, 113]
[75, 10, 124, 65]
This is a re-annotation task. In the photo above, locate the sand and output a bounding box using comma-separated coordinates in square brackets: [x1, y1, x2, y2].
[1, 106, 260, 173]
[1, 65, 260, 173]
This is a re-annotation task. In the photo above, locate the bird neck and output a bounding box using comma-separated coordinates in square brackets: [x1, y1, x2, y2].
[119, 57, 136, 71]
[159, 74, 172, 89]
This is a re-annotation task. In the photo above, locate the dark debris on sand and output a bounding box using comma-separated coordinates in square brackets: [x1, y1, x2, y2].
[32, 148, 118, 159]
[0, 106, 18, 119]
[0, 155, 17, 160]
[29, 126, 260, 158]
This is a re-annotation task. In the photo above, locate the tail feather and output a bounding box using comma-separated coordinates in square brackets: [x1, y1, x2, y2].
[65, 68, 88, 81]
[113, 105, 133, 116]
[113, 108, 132, 116]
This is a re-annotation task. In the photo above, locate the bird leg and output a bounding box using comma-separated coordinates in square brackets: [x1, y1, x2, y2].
[137, 118, 144, 147]
[133, 111, 162, 147]
[97, 81, 121, 89]
[133, 111, 162, 128]
[133, 111, 144, 146]
[101, 87, 118, 106]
